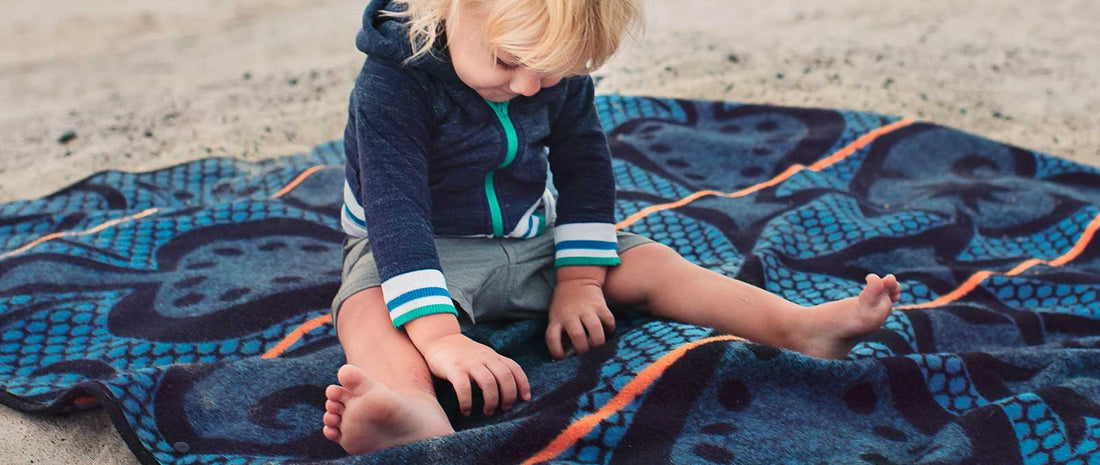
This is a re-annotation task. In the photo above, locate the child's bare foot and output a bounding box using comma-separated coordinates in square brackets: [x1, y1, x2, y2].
[322, 364, 454, 455]
[789, 274, 901, 359]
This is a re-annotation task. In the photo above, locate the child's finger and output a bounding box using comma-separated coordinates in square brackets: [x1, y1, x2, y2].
[487, 360, 517, 411]
[598, 307, 616, 334]
[545, 321, 565, 359]
[581, 312, 605, 347]
[502, 357, 532, 401]
[565, 319, 589, 354]
[448, 368, 474, 416]
[470, 365, 499, 415]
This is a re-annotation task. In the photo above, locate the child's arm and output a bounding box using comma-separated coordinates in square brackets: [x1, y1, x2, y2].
[545, 76, 620, 269]
[544, 76, 620, 357]
[349, 59, 460, 328]
[349, 59, 529, 414]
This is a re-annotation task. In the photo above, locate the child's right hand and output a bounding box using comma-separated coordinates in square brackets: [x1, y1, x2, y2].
[419, 333, 531, 416]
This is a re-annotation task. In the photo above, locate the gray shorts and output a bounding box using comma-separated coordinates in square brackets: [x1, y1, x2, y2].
[331, 228, 653, 327]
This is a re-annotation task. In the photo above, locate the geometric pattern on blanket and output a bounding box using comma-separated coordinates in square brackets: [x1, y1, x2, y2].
[1, 95, 1099, 464]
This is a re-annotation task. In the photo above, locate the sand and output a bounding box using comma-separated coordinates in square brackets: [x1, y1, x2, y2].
[1, 0, 1097, 463]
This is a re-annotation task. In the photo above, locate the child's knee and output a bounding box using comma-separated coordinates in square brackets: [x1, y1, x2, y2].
[604, 243, 681, 306]
[337, 287, 390, 326]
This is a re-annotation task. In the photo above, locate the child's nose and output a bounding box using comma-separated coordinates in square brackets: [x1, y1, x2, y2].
[509, 70, 542, 97]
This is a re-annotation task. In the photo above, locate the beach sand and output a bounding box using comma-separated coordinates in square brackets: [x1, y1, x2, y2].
[1, 0, 1097, 463]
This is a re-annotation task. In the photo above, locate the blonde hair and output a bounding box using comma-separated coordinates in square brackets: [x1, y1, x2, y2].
[385, 0, 643, 76]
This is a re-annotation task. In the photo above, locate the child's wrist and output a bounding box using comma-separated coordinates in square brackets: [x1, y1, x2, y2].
[556, 264, 607, 287]
[404, 313, 462, 353]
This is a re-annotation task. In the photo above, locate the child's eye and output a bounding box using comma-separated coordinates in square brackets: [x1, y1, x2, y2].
[496, 57, 518, 69]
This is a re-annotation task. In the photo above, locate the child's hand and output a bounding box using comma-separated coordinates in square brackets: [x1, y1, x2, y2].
[419, 333, 531, 416]
[546, 278, 616, 359]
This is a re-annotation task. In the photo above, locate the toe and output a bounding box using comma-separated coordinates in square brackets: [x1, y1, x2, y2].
[864, 273, 883, 289]
[326, 384, 353, 404]
[324, 411, 342, 428]
[325, 399, 345, 415]
[861, 274, 884, 303]
[883, 274, 902, 302]
[883, 274, 898, 290]
[337, 364, 372, 392]
[323, 425, 341, 442]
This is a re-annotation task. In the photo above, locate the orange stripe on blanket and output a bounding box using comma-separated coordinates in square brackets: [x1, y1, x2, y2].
[521, 335, 744, 465]
[272, 165, 338, 198]
[0, 164, 335, 261]
[261, 313, 332, 359]
[260, 165, 343, 359]
[615, 118, 914, 230]
[899, 212, 1100, 310]
[0, 207, 160, 260]
[806, 118, 914, 171]
[897, 271, 994, 310]
[1046, 214, 1099, 266]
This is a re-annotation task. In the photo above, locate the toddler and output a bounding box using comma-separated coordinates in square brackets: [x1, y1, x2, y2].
[322, 0, 901, 454]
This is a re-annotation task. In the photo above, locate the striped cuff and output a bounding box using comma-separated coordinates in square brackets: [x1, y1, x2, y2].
[380, 269, 459, 327]
[553, 222, 621, 268]
[341, 180, 368, 237]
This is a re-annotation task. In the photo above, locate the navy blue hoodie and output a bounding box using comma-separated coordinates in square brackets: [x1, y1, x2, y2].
[343, 0, 619, 327]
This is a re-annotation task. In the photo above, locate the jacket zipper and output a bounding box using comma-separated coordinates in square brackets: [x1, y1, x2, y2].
[484, 100, 518, 237]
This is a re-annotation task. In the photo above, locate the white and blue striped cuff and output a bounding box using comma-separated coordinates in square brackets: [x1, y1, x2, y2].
[380, 269, 458, 327]
[341, 180, 368, 237]
[553, 222, 621, 268]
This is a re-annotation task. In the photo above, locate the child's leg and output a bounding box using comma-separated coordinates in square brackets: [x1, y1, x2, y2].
[322, 287, 454, 454]
[603, 244, 900, 359]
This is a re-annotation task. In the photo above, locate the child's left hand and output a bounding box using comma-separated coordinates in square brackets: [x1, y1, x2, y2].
[546, 278, 616, 359]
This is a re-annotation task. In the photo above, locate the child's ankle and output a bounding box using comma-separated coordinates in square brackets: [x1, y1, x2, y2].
[777, 304, 813, 351]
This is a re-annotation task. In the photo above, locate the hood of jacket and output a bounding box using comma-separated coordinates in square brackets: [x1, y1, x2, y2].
[355, 0, 463, 86]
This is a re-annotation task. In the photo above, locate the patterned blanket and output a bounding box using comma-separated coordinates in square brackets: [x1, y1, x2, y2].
[2, 96, 1099, 464]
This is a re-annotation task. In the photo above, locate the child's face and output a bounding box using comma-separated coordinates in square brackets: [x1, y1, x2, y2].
[446, 4, 563, 102]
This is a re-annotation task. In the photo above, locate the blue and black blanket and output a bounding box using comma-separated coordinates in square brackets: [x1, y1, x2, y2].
[2, 96, 1100, 464]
